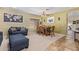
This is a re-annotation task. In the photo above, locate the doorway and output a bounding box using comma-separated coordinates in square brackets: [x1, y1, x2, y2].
[67, 10, 79, 40]
[30, 18, 39, 32]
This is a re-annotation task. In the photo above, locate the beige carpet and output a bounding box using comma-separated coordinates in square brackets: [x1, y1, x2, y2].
[0, 31, 65, 51]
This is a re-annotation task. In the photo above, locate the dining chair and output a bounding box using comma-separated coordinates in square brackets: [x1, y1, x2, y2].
[50, 26, 55, 37]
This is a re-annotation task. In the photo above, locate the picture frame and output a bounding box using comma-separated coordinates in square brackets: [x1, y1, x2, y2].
[47, 17, 54, 24]
[4, 13, 23, 22]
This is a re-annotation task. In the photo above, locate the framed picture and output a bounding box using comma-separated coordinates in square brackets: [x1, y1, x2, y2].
[4, 13, 23, 22]
[58, 17, 60, 21]
[47, 17, 54, 24]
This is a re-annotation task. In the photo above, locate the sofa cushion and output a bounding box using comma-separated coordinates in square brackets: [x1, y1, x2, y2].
[10, 27, 16, 31]
[9, 34, 27, 48]
[8, 27, 28, 35]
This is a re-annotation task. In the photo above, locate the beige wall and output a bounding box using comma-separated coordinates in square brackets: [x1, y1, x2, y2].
[40, 11, 68, 34]
[0, 7, 79, 36]
[49, 11, 68, 34]
[0, 7, 40, 36]
[40, 8, 79, 34]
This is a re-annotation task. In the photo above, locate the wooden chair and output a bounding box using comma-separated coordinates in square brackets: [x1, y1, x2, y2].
[36, 24, 40, 33]
[45, 27, 51, 36]
[39, 26, 44, 34]
[36, 25, 45, 35]
[50, 26, 55, 37]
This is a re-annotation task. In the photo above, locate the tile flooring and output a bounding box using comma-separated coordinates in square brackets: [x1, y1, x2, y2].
[0, 31, 79, 51]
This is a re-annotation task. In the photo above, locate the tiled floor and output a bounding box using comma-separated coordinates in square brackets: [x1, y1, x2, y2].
[0, 31, 79, 51]
[23, 32, 65, 51]
[0, 31, 65, 51]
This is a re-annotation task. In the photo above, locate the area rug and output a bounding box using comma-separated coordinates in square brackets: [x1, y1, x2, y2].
[47, 36, 79, 51]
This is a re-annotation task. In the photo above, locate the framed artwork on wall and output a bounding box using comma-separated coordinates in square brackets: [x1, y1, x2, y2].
[47, 17, 54, 24]
[4, 13, 23, 22]
[58, 17, 60, 21]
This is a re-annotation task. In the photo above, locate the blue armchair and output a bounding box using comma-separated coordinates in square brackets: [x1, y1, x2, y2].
[8, 27, 28, 35]
[8, 27, 29, 51]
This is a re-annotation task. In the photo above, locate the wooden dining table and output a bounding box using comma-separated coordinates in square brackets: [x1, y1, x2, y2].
[37, 25, 55, 36]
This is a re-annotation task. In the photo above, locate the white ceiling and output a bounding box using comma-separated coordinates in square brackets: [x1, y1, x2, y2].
[16, 7, 75, 15]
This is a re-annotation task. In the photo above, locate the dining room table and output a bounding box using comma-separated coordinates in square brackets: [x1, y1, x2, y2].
[37, 25, 55, 36]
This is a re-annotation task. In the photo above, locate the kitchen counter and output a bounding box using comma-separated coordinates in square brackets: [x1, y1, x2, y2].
[72, 29, 79, 41]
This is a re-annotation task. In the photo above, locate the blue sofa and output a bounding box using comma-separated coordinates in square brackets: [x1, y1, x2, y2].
[8, 27, 29, 51]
